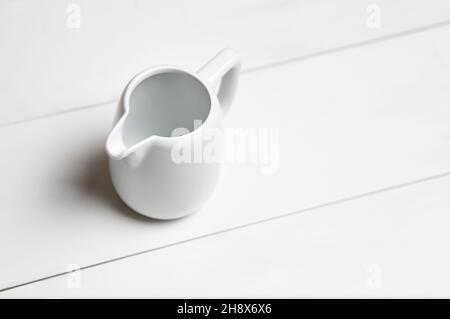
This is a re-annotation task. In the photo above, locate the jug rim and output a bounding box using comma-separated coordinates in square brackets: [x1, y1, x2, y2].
[107, 66, 221, 159]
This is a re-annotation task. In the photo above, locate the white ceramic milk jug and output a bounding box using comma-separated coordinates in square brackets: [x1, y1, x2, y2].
[106, 49, 241, 219]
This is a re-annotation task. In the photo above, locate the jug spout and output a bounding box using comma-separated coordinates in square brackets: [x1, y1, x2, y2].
[106, 117, 148, 168]
[106, 117, 128, 160]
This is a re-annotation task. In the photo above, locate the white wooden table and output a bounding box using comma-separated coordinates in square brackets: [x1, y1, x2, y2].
[1, 0, 450, 298]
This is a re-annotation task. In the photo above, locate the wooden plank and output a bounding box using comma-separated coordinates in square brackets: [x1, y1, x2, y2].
[4, 172, 450, 297]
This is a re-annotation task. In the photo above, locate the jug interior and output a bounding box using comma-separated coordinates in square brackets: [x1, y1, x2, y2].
[122, 71, 211, 147]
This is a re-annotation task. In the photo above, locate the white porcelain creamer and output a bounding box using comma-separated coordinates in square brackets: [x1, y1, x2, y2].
[106, 49, 241, 219]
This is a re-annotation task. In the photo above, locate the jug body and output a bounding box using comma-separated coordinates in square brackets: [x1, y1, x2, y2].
[109, 121, 223, 220]
[106, 49, 240, 219]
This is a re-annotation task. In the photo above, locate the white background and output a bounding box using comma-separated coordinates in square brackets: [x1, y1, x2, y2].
[1, 0, 450, 297]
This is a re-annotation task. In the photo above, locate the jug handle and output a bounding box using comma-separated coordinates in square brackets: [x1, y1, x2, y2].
[197, 48, 241, 117]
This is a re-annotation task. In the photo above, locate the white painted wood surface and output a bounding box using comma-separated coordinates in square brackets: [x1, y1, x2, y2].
[1, 1, 450, 297]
